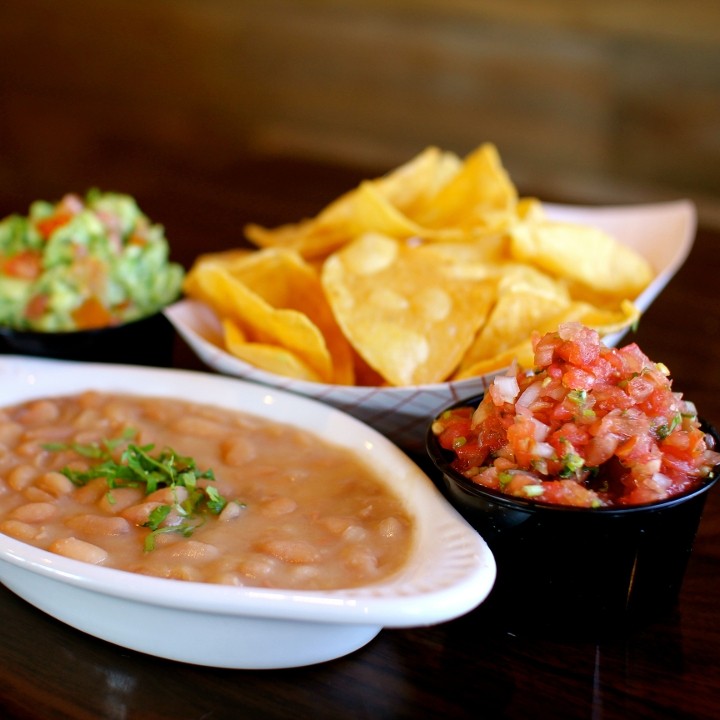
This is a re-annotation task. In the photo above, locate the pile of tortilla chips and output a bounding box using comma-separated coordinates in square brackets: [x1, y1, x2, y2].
[184, 144, 653, 387]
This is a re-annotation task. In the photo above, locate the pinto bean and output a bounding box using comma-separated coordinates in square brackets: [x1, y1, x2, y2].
[161, 540, 221, 563]
[65, 514, 131, 536]
[0, 519, 44, 542]
[343, 545, 379, 575]
[0, 421, 22, 445]
[146, 486, 189, 505]
[74, 477, 109, 505]
[120, 501, 183, 527]
[171, 416, 226, 438]
[22, 487, 54, 503]
[7, 464, 38, 491]
[220, 436, 257, 466]
[341, 525, 368, 543]
[376, 516, 405, 539]
[10, 502, 57, 523]
[259, 496, 297, 517]
[218, 501, 245, 522]
[18, 400, 60, 426]
[50, 537, 108, 564]
[36, 471, 75, 498]
[256, 539, 321, 564]
[97, 487, 145, 514]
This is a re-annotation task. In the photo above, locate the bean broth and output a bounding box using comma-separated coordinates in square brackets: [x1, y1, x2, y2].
[0, 392, 413, 590]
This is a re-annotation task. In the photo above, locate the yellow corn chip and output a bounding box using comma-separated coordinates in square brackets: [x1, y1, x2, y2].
[510, 218, 654, 299]
[454, 299, 641, 379]
[322, 232, 496, 386]
[222, 319, 323, 383]
[183, 261, 336, 383]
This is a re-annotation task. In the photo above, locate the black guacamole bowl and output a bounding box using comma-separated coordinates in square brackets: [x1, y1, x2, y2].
[426, 394, 720, 639]
[0, 311, 175, 367]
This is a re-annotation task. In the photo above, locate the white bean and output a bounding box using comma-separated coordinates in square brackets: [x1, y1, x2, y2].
[0, 519, 44, 542]
[36, 471, 75, 498]
[50, 537, 108, 564]
[10, 502, 57, 523]
[65, 514, 130, 536]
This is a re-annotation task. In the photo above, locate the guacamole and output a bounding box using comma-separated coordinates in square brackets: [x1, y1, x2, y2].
[0, 190, 184, 331]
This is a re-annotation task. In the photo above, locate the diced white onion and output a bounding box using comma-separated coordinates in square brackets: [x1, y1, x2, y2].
[517, 381, 543, 409]
[491, 375, 520, 405]
[651, 472, 672, 491]
[471, 402, 491, 428]
[530, 418, 550, 441]
[532, 441, 555, 459]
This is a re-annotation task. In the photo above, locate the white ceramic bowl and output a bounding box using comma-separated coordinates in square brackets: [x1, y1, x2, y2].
[0, 356, 496, 669]
[165, 200, 696, 453]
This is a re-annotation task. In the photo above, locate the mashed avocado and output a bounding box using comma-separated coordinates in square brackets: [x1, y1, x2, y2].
[0, 190, 184, 331]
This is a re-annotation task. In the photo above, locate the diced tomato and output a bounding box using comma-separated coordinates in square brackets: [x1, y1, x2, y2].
[71, 297, 115, 330]
[537, 480, 600, 508]
[24, 293, 49, 320]
[3, 250, 42, 279]
[475, 414, 509, 456]
[35, 210, 73, 240]
[128, 233, 148, 247]
[555, 324, 600, 367]
[549, 422, 590, 453]
[591, 383, 633, 414]
[453, 440, 490, 470]
[562, 366, 595, 391]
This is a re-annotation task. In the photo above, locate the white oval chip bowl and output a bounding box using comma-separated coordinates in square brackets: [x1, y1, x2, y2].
[166, 200, 696, 453]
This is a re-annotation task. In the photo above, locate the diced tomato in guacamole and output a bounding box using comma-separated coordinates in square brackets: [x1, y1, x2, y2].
[432, 322, 720, 508]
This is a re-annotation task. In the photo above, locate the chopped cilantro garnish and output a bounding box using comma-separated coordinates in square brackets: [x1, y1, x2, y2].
[498, 471, 513, 489]
[45, 431, 232, 551]
[559, 451, 585, 478]
[657, 412, 682, 440]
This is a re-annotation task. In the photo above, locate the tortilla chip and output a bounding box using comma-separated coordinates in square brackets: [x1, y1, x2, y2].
[454, 299, 641, 379]
[509, 218, 654, 299]
[183, 260, 336, 383]
[222, 319, 324, 382]
[322, 232, 496, 385]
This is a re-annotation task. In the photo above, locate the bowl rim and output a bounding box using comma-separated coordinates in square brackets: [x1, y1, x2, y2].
[0, 304, 174, 338]
[426, 393, 720, 516]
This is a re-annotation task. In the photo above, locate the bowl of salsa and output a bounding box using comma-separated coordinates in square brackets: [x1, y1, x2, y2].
[427, 322, 720, 638]
[0, 190, 183, 365]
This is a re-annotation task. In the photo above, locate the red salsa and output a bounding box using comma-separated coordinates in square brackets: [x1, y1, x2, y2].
[432, 322, 720, 507]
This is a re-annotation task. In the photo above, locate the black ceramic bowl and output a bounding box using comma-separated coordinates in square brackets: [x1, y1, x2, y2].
[0, 311, 175, 367]
[426, 394, 720, 639]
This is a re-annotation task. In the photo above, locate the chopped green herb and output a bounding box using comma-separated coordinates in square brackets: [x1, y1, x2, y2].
[559, 450, 585, 478]
[46, 432, 229, 551]
[498, 471, 513, 488]
[42, 426, 138, 458]
[657, 412, 682, 440]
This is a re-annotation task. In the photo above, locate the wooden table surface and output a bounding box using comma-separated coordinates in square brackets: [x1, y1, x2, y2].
[0, 155, 719, 720]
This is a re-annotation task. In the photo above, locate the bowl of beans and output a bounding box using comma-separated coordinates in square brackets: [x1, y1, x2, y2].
[0, 355, 495, 669]
[426, 323, 720, 639]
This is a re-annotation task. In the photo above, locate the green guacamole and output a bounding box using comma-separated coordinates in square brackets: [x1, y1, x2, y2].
[0, 190, 184, 332]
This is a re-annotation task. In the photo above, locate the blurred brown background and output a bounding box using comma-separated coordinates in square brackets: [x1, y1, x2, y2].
[1, 0, 719, 253]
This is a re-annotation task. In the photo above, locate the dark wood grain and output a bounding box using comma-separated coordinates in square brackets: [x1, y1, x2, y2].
[1, 155, 719, 720]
